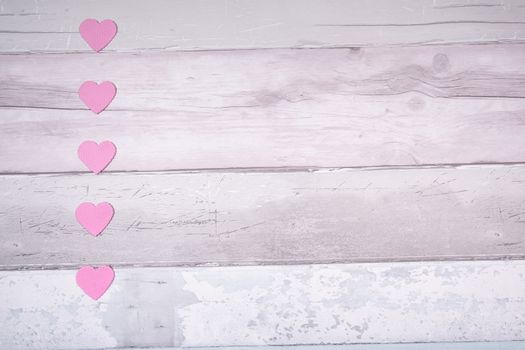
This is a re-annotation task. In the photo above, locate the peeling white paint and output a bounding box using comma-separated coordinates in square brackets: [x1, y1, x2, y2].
[4, 261, 520, 349]
[176, 262, 525, 346]
[0, 269, 118, 349]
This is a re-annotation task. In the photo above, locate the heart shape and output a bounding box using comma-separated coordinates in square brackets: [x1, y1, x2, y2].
[79, 81, 117, 114]
[79, 19, 117, 52]
[78, 140, 116, 174]
[75, 202, 114, 236]
[76, 266, 115, 300]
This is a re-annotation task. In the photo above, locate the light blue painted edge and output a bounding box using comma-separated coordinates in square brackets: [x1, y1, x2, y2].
[89, 341, 525, 350]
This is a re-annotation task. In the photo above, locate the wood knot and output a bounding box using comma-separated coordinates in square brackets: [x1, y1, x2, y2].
[433, 53, 450, 73]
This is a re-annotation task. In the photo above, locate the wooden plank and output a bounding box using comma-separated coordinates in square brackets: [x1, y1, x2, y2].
[1, 0, 525, 52]
[2, 44, 525, 173]
[1, 165, 525, 270]
[1, 260, 524, 348]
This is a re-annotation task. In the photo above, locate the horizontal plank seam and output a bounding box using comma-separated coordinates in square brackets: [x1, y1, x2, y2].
[315, 20, 525, 27]
[2, 162, 525, 176]
[0, 30, 77, 34]
[1, 40, 525, 55]
[3, 255, 525, 272]
[2, 20, 524, 35]
[2, 92, 525, 112]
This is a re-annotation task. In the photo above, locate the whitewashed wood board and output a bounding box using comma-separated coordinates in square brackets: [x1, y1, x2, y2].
[3, 1, 525, 348]
[1, 260, 524, 349]
[1, 0, 525, 52]
[2, 44, 525, 172]
[2, 164, 525, 269]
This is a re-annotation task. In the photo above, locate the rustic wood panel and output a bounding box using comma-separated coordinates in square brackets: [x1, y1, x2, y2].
[1, 165, 524, 270]
[1, 260, 524, 348]
[1, 0, 525, 52]
[3, 1, 525, 349]
[2, 44, 525, 173]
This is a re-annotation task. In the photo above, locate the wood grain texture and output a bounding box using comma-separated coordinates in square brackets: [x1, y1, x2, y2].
[1, 165, 525, 270]
[3, 2, 525, 349]
[1, 0, 525, 52]
[1, 260, 524, 348]
[2, 44, 525, 173]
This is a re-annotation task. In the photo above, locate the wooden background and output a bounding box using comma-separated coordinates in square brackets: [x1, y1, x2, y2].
[1, 0, 525, 349]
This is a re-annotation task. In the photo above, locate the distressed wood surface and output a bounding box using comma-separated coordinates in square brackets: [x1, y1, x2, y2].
[2, 44, 525, 173]
[1, 260, 524, 348]
[1, 0, 525, 53]
[3, 1, 525, 349]
[2, 165, 525, 270]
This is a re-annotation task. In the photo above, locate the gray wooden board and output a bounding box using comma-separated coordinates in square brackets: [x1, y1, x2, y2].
[1, 164, 525, 270]
[1, 260, 525, 348]
[1, 0, 525, 52]
[2, 44, 525, 173]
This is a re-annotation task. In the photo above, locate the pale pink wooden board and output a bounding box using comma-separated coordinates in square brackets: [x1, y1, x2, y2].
[1, 44, 525, 173]
[1, 0, 525, 52]
[1, 165, 524, 270]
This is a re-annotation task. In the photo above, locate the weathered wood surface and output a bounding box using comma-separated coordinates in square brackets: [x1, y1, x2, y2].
[1, 0, 525, 53]
[1, 260, 524, 348]
[2, 44, 525, 173]
[2, 165, 525, 270]
[3, 1, 525, 349]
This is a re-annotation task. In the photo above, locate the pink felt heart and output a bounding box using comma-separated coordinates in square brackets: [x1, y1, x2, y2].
[78, 140, 116, 174]
[79, 81, 117, 114]
[75, 202, 114, 236]
[76, 266, 115, 300]
[79, 19, 117, 52]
